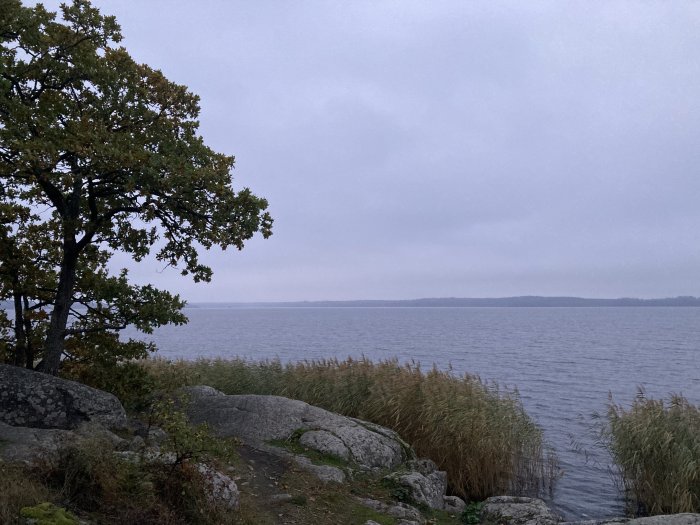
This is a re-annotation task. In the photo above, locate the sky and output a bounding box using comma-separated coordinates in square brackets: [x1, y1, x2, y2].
[41, 1, 700, 302]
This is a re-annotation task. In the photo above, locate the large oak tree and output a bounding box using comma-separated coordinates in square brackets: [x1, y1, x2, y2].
[0, 0, 273, 374]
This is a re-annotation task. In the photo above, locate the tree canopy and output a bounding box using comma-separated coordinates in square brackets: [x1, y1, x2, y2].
[0, 0, 273, 375]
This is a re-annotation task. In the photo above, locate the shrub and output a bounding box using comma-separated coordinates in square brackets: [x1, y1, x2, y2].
[61, 359, 155, 412]
[144, 356, 558, 500]
[36, 426, 237, 524]
[602, 392, 700, 515]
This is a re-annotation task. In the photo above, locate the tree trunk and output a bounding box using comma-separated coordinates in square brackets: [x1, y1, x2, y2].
[36, 245, 77, 375]
[12, 289, 27, 368]
[23, 295, 34, 369]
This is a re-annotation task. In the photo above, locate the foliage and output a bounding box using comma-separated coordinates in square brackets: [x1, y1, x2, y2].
[147, 395, 237, 467]
[61, 358, 155, 411]
[461, 501, 483, 525]
[144, 356, 559, 501]
[601, 392, 700, 515]
[0, 0, 271, 374]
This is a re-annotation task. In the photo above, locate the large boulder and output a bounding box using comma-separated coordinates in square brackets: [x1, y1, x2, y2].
[0, 420, 129, 463]
[0, 421, 76, 462]
[0, 364, 127, 430]
[182, 385, 412, 470]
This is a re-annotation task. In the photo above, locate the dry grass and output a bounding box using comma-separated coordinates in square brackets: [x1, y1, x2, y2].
[144, 356, 559, 500]
[0, 462, 53, 525]
[602, 392, 700, 515]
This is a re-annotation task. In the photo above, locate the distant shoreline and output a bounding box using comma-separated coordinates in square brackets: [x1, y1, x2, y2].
[187, 296, 700, 308]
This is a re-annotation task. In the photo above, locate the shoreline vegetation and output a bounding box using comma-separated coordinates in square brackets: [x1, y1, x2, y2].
[602, 392, 700, 515]
[0, 356, 698, 523]
[143, 357, 560, 501]
[141, 357, 700, 515]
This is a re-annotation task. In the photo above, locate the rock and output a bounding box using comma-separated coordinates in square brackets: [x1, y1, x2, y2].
[128, 435, 146, 452]
[252, 442, 347, 483]
[269, 493, 293, 503]
[560, 518, 630, 525]
[0, 364, 126, 430]
[299, 430, 351, 461]
[0, 420, 125, 464]
[126, 416, 167, 446]
[182, 387, 411, 470]
[563, 515, 700, 525]
[197, 463, 240, 510]
[481, 496, 560, 525]
[443, 495, 467, 513]
[628, 516, 700, 525]
[358, 497, 425, 523]
[114, 448, 176, 465]
[73, 421, 128, 449]
[292, 454, 346, 483]
[113, 448, 240, 510]
[0, 421, 75, 462]
[385, 458, 447, 510]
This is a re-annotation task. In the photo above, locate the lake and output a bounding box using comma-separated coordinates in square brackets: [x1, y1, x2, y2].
[125, 306, 700, 520]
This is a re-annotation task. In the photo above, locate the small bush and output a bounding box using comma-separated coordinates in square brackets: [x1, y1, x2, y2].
[35, 428, 237, 525]
[148, 395, 238, 466]
[144, 356, 558, 500]
[602, 392, 700, 515]
[461, 501, 483, 525]
[61, 360, 155, 412]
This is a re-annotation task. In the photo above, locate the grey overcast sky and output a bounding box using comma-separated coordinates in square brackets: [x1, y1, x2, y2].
[43, 1, 700, 302]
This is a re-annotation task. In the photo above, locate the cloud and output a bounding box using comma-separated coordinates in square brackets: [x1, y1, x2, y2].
[36, 0, 700, 300]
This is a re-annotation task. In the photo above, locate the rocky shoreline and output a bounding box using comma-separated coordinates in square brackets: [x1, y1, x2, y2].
[1, 364, 697, 525]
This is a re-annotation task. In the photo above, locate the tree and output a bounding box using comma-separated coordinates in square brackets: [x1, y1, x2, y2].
[0, 0, 273, 375]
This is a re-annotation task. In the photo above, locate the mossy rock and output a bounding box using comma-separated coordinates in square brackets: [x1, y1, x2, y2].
[20, 502, 79, 525]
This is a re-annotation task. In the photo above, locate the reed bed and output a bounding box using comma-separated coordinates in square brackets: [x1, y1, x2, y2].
[144, 356, 558, 501]
[603, 392, 700, 515]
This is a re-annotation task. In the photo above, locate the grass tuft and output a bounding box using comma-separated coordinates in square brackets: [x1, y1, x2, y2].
[0, 463, 53, 525]
[602, 391, 700, 515]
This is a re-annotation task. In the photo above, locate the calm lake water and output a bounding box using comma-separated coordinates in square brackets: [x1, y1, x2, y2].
[127, 306, 700, 520]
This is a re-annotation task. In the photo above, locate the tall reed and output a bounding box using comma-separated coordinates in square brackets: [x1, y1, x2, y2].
[603, 392, 700, 515]
[144, 356, 558, 500]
